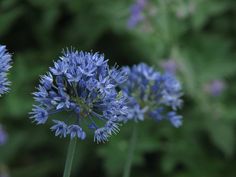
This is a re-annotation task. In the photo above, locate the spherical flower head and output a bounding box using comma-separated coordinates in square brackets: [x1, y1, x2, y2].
[0, 124, 8, 145]
[0, 45, 12, 96]
[30, 49, 128, 143]
[121, 63, 183, 127]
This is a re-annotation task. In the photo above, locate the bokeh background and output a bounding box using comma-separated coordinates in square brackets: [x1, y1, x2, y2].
[1, 0, 236, 177]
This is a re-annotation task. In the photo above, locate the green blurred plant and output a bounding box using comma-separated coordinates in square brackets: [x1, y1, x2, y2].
[0, 0, 236, 177]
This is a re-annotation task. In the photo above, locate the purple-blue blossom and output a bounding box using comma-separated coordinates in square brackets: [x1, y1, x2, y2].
[0, 168, 9, 177]
[204, 80, 226, 97]
[0, 124, 8, 145]
[160, 59, 178, 74]
[30, 49, 128, 143]
[0, 45, 12, 96]
[121, 63, 183, 127]
[127, 0, 147, 28]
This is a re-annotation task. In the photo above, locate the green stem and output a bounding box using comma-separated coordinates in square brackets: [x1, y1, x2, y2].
[63, 138, 77, 177]
[159, 0, 170, 45]
[122, 124, 138, 177]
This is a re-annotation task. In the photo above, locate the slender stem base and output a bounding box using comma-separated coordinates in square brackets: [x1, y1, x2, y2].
[63, 138, 77, 177]
[122, 124, 138, 177]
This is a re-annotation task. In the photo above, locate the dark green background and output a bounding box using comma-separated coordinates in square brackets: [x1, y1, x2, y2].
[1, 0, 236, 177]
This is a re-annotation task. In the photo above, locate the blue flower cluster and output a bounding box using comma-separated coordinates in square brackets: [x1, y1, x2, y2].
[0, 45, 12, 96]
[30, 49, 128, 143]
[121, 63, 183, 127]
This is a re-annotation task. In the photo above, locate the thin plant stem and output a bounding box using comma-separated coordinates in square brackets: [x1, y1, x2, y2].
[122, 123, 138, 177]
[63, 138, 77, 177]
[159, 0, 170, 45]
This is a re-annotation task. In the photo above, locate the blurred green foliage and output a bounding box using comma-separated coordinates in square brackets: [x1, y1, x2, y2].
[1, 0, 236, 177]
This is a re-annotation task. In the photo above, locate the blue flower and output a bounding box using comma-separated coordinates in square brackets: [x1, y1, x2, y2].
[0, 124, 8, 145]
[51, 120, 68, 138]
[31, 106, 48, 124]
[94, 128, 109, 143]
[167, 112, 182, 128]
[121, 63, 183, 127]
[0, 45, 12, 96]
[127, 0, 147, 28]
[68, 125, 86, 140]
[30, 49, 128, 143]
[204, 79, 226, 97]
[160, 59, 178, 74]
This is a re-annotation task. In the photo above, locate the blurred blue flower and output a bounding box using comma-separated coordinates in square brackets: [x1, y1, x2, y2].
[128, 0, 147, 28]
[167, 112, 183, 127]
[30, 49, 128, 143]
[0, 124, 8, 145]
[0, 45, 12, 96]
[0, 168, 9, 177]
[160, 59, 178, 74]
[121, 63, 183, 127]
[0, 172, 9, 177]
[204, 79, 226, 97]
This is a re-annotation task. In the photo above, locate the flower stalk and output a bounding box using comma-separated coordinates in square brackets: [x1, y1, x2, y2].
[122, 123, 138, 177]
[63, 138, 77, 177]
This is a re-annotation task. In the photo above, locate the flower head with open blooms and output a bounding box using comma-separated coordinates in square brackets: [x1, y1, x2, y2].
[30, 49, 128, 143]
[0, 45, 12, 96]
[121, 63, 183, 127]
